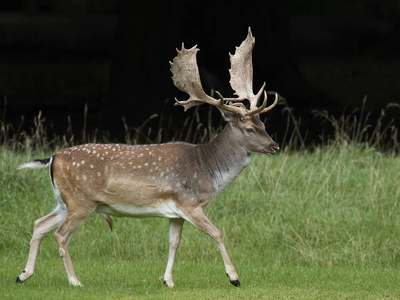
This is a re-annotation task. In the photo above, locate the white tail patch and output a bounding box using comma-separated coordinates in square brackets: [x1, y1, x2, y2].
[17, 160, 50, 170]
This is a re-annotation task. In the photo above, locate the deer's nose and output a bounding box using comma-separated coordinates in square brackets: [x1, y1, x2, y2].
[271, 143, 280, 153]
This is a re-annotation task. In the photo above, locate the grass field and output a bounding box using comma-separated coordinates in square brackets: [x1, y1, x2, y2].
[1, 145, 400, 299]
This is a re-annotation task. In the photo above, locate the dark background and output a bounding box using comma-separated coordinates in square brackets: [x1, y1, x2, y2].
[1, 0, 399, 145]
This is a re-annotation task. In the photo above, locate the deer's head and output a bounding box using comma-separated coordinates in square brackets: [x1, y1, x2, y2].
[170, 27, 279, 155]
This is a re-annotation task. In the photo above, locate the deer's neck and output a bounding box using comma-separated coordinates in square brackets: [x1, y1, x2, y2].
[198, 123, 251, 198]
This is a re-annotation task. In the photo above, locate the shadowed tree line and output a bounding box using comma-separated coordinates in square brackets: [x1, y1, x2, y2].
[1, 0, 399, 145]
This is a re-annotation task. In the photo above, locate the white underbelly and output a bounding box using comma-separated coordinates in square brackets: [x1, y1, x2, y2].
[96, 201, 182, 218]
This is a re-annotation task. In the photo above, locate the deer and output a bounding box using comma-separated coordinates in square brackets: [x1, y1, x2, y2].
[15, 27, 279, 288]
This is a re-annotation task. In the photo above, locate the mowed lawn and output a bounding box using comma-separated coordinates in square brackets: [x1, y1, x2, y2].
[1, 145, 400, 299]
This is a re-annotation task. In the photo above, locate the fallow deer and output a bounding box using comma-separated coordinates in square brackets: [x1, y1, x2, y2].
[16, 27, 279, 288]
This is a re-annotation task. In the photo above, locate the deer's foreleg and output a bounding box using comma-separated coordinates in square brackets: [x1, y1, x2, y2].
[163, 218, 184, 287]
[182, 207, 240, 287]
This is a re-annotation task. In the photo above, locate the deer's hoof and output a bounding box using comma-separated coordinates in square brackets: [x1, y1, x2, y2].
[163, 279, 174, 288]
[230, 279, 241, 287]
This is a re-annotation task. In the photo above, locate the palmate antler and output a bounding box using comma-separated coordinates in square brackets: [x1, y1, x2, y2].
[171, 27, 278, 120]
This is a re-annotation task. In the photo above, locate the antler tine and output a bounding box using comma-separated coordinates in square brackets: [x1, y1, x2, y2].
[250, 82, 266, 109]
[259, 92, 279, 114]
[214, 91, 249, 118]
[240, 91, 268, 116]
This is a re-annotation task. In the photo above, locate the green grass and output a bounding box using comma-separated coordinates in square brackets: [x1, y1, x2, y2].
[1, 145, 400, 298]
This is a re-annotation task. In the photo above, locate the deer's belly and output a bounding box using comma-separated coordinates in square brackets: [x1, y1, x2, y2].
[96, 201, 182, 218]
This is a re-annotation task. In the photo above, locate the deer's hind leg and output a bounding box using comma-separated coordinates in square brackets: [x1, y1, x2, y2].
[54, 201, 95, 286]
[16, 203, 66, 283]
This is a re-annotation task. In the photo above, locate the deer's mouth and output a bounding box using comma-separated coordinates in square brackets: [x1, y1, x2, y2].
[262, 146, 280, 155]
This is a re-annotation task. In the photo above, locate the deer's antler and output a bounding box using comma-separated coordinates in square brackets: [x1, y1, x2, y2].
[229, 27, 278, 115]
[170, 45, 222, 111]
[171, 45, 248, 117]
[171, 28, 278, 119]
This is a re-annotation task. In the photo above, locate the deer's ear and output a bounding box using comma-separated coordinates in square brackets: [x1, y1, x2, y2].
[218, 108, 239, 123]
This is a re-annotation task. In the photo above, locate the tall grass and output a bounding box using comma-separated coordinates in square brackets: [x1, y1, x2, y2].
[313, 97, 400, 152]
[0, 97, 221, 153]
[1, 94, 399, 153]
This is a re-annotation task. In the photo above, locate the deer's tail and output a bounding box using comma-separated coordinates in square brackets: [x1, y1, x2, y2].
[17, 158, 52, 170]
[18, 157, 55, 187]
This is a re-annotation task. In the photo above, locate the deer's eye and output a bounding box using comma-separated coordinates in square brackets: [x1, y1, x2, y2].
[245, 128, 255, 134]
